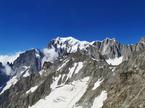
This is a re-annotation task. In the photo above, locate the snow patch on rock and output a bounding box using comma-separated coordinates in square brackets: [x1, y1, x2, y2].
[23, 70, 30, 78]
[74, 62, 83, 74]
[57, 60, 69, 71]
[91, 90, 107, 108]
[26, 85, 38, 94]
[92, 79, 103, 90]
[68, 62, 83, 78]
[35, 49, 41, 59]
[106, 56, 123, 66]
[51, 75, 62, 90]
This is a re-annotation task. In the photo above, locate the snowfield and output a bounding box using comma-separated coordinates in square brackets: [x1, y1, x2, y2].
[29, 75, 107, 108]
[29, 59, 108, 108]
[29, 77, 90, 108]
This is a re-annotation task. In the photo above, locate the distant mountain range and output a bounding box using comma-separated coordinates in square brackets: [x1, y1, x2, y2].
[0, 36, 145, 108]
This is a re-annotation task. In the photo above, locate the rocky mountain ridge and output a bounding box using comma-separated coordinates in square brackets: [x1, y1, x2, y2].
[0, 36, 145, 108]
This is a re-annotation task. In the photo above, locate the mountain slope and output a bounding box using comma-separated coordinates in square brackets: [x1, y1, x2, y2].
[0, 36, 145, 108]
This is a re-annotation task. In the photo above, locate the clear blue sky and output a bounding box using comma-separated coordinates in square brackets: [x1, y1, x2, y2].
[0, 0, 145, 54]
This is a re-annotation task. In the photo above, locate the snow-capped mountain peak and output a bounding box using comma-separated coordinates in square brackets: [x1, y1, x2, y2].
[54, 36, 81, 44]
[49, 36, 92, 53]
[54, 36, 90, 46]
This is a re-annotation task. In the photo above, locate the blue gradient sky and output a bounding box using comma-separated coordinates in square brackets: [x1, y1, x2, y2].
[0, 0, 145, 54]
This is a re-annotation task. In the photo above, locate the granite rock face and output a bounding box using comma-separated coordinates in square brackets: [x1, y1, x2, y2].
[102, 50, 145, 108]
[13, 49, 42, 74]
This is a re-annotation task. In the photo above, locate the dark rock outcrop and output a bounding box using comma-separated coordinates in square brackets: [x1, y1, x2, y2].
[13, 49, 42, 75]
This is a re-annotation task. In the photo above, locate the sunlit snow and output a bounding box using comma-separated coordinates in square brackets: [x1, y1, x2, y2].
[91, 91, 107, 108]
[26, 85, 38, 94]
[106, 56, 123, 65]
[54, 37, 91, 53]
[92, 79, 103, 90]
[57, 60, 69, 71]
[29, 77, 90, 108]
[35, 49, 41, 59]
[68, 62, 83, 77]
[23, 70, 30, 78]
[74, 62, 83, 74]
[51, 75, 62, 90]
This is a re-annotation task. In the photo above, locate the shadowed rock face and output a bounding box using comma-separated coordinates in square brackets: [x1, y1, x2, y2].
[0, 72, 9, 89]
[13, 49, 42, 75]
[0, 62, 10, 90]
[1, 37, 145, 108]
[93, 38, 122, 59]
